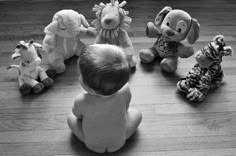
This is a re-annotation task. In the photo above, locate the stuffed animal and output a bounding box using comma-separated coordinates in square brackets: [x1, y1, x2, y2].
[177, 35, 233, 102]
[41, 9, 96, 74]
[7, 40, 54, 95]
[139, 6, 200, 72]
[91, 0, 137, 68]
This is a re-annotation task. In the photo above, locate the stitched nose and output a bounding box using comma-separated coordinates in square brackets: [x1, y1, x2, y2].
[105, 19, 112, 25]
[166, 30, 175, 36]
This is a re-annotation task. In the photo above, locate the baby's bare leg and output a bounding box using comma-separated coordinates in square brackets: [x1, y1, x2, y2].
[126, 108, 142, 139]
[67, 113, 85, 142]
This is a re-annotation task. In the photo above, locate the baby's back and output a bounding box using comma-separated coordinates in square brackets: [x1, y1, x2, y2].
[81, 85, 130, 152]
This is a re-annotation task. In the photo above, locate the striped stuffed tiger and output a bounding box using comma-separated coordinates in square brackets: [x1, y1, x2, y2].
[177, 35, 233, 102]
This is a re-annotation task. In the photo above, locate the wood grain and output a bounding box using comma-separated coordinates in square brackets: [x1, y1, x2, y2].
[0, 0, 236, 155]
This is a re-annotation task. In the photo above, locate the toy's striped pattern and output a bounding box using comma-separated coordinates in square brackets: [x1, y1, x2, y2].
[177, 35, 233, 102]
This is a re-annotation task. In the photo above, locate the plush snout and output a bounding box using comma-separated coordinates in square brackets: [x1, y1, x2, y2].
[195, 51, 212, 68]
[101, 6, 120, 29]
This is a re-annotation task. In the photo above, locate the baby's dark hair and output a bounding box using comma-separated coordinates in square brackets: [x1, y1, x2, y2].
[78, 44, 130, 96]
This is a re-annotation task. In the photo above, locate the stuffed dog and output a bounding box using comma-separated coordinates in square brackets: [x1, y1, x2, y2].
[139, 6, 200, 72]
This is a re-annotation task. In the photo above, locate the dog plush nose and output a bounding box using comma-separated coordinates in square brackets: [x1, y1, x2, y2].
[105, 19, 112, 25]
[166, 30, 175, 37]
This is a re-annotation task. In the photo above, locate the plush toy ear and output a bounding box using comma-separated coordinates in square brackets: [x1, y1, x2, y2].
[187, 18, 200, 44]
[44, 20, 58, 35]
[32, 42, 42, 48]
[213, 35, 224, 42]
[154, 6, 172, 26]
[223, 46, 233, 56]
[79, 14, 89, 28]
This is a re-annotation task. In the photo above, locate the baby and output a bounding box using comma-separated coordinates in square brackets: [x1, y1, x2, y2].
[67, 44, 142, 153]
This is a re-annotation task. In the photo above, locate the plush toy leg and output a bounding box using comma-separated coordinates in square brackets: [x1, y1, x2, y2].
[23, 76, 44, 94]
[139, 47, 157, 63]
[46, 69, 57, 78]
[177, 79, 190, 93]
[38, 67, 54, 88]
[160, 57, 178, 72]
[75, 39, 85, 57]
[18, 78, 31, 95]
[32, 83, 45, 94]
[187, 88, 205, 102]
[19, 83, 32, 95]
[51, 54, 66, 74]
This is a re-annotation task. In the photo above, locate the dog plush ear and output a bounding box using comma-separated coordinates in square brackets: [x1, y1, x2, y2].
[187, 18, 200, 44]
[44, 20, 58, 35]
[154, 6, 172, 27]
[223, 46, 233, 56]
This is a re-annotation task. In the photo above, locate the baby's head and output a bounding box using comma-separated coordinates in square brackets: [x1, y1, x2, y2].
[78, 44, 130, 96]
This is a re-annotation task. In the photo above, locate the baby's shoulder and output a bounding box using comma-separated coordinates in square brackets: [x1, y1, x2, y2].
[118, 83, 131, 97]
[74, 92, 89, 105]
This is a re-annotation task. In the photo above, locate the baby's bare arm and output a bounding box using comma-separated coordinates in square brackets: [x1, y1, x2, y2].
[72, 94, 85, 119]
[123, 83, 131, 111]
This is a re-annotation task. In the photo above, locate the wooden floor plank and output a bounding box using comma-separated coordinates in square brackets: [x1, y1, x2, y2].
[0, 0, 236, 155]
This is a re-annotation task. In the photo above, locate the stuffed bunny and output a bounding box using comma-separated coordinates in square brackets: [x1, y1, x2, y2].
[177, 35, 233, 102]
[41, 9, 96, 74]
[139, 6, 200, 72]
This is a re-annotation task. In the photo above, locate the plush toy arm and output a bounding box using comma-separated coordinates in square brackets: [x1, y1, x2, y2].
[79, 26, 97, 37]
[118, 28, 134, 54]
[177, 44, 194, 58]
[146, 22, 161, 38]
[72, 94, 86, 119]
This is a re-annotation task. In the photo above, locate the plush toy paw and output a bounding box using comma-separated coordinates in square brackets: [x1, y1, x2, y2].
[86, 27, 97, 37]
[160, 58, 177, 72]
[177, 79, 189, 92]
[139, 48, 156, 63]
[187, 88, 205, 102]
[55, 64, 66, 74]
[42, 77, 54, 88]
[146, 22, 159, 38]
[127, 55, 137, 68]
[32, 83, 45, 94]
[19, 83, 32, 95]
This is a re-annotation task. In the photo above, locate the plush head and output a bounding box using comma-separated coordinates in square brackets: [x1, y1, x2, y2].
[78, 44, 130, 96]
[12, 40, 42, 67]
[92, 0, 132, 33]
[44, 9, 90, 38]
[154, 6, 200, 44]
[195, 35, 233, 68]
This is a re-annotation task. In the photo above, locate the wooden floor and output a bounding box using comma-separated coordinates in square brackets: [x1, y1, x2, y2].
[0, 0, 236, 155]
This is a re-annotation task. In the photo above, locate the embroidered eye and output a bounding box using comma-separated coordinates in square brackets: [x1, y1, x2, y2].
[25, 60, 30, 64]
[166, 22, 170, 26]
[176, 20, 187, 33]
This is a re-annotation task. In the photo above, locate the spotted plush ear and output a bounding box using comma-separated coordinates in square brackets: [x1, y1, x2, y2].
[187, 18, 200, 44]
[44, 20, 58, 35]
[223, 46, 233, 56]
[154, 6, 172, 26]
